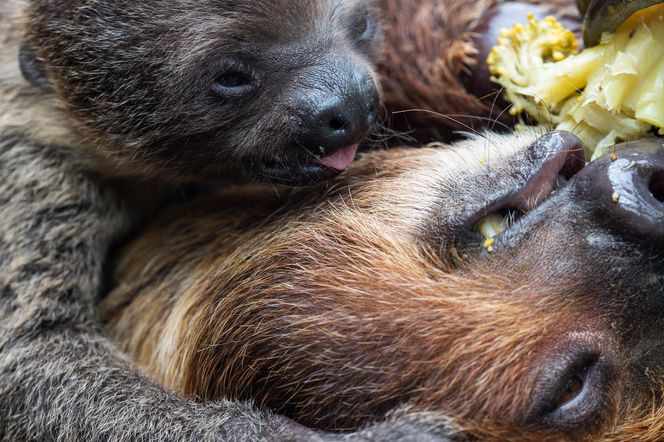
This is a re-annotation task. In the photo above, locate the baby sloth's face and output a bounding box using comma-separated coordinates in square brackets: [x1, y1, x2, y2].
[26, 0, 380, 183]
[105, 130, 664, 440]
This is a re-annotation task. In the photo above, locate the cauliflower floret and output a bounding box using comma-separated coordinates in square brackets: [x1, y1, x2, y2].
[488, 6, 664, 160]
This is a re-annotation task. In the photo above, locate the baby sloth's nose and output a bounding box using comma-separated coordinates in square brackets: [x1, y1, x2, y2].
[297, 68, 379, 169]
[577, 139, 664, 240]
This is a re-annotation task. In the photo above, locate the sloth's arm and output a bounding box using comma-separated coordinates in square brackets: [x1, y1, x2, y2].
[0, 138, 304, 441]
[0, 139, 456, 441]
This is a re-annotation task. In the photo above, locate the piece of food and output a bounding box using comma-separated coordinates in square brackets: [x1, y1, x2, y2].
[476, 214, 508, 242]
[475, 211, 520, 251]
[488, 5, 664, 159]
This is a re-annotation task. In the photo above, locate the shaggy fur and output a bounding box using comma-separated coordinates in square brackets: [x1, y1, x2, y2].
[0, 0, 514, 439]
[1, 0, 583, 439]
[0, 3, 297, 439]
[104, 131, 664, 441]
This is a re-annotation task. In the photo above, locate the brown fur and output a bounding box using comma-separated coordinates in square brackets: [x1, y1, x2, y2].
[2, 0, 603, 440]
[2, 0, 465, 440]
[377, 0, 499, 138]
[376, 0, 580, 140]
[103, 130, 664, 440]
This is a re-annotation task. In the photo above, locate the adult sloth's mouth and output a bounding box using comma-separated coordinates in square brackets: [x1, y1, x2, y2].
[478, 137, 664, 255]
[469, 132, 586, 251]
[474, 174, 572, 249]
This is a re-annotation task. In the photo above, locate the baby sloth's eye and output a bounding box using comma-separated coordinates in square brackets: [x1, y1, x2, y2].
[352, 13, 376, 41]
[212, 68, 254, 97]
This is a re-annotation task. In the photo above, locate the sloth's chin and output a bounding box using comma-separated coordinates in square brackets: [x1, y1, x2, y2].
[256, 159, 342, 186]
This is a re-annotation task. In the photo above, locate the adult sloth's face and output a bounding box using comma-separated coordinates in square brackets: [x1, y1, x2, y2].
[105, 130, 664, 440]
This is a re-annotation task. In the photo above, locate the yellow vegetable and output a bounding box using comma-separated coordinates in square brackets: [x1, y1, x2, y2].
[488, 6, 664, 160]
[476, 214, 507, 242]
[476, 212, 518, 251]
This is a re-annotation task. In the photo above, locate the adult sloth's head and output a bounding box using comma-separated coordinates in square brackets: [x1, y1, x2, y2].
[104, 129, 664, 440]
[22, 0, 381, 184]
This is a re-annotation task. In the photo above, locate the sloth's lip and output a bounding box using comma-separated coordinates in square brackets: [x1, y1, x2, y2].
[469, 138, 586, 231]
[474, 174, 570, 243]
[256, 159, 341, 186]
[255, 144, 361, 185]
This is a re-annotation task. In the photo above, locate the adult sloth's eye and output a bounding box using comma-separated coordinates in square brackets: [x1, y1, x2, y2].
[553, 372, 585, 409]
[212, 69, 253, 97]
[532, 349, 611, 430]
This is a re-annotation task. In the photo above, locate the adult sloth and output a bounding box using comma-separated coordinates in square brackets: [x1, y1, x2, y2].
[104, 129, 664, 441]
[0, 0, 581, 440]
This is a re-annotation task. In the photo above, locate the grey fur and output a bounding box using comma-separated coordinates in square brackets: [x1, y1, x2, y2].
[0, 0, 460, 440]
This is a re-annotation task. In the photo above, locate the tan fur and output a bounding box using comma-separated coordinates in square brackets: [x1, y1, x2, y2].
[103, 129, 664, 440]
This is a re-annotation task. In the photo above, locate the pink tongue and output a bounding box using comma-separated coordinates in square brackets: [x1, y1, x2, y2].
[317, 144, 359, 171]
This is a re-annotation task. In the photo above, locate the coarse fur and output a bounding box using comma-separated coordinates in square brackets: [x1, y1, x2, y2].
[104, 130, 664, 441]
[0, 0, 525, 439]
[1, 2, 295, 440]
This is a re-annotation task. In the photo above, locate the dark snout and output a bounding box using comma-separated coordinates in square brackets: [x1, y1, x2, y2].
[574, 139, 664, 241]
[295, 59, 379, 172]
[254, 58, 379, 186]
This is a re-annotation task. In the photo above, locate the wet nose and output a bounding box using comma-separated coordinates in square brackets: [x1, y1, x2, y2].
[297, 72, 379, 155]
[577, 139, 664, 239]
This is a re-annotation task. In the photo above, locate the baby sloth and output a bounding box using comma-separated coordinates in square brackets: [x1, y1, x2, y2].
[105, 130, 664, 441]
[22, 0, 381, 184]
[2, 0, 390, 439]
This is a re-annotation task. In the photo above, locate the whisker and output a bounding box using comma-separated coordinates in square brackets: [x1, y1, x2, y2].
[392, 108, 489, 140]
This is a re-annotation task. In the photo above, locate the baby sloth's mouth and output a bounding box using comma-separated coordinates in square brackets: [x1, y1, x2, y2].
[314, 144, 360, 172]
[256, 143, 361, 185]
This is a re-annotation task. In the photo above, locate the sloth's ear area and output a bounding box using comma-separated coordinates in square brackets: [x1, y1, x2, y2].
[19, 40, 52, 90]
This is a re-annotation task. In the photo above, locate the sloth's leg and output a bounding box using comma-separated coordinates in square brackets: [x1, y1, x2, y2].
[0, 138, 459, 441]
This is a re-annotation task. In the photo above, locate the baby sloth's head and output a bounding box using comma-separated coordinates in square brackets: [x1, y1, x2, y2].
[23, 0, 381, 183]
